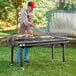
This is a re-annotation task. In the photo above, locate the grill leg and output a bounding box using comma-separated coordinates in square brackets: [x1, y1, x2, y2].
[51, 44, 54, 62]
[20, 48, 24, 70]
[11, 47, 14, 65]
[61, 44, 65, 64]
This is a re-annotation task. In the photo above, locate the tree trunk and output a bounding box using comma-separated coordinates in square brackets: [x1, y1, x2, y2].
[16, 9, 18, 33]
[59, 0, 65, 9]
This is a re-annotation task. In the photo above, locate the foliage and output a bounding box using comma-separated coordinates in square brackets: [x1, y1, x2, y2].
[34, 0, 56, 26]
[57, 0, 76, 10]
[64, 3, 76, 10]
[11, 0, 22, 8]
[0, 0, 15, 20]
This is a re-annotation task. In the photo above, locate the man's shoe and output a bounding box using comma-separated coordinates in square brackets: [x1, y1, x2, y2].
[24, 60, 30, 63]
[16, 62, 20, 64]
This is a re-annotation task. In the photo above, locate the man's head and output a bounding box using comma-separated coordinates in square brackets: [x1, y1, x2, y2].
[27, 2, 36, 12]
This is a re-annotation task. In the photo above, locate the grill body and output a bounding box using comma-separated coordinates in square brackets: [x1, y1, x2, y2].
[7, 34, 69, 70]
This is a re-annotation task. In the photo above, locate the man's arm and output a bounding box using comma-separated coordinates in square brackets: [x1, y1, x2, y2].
[21, 11, 39, 29]
[21, 11, 34, 27]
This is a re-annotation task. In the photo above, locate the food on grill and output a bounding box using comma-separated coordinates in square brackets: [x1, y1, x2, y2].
[28, 33, 45, 36]
[7, 33, 69, 47]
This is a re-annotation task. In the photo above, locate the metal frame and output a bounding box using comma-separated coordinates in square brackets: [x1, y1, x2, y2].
[10, 39, 69, 70]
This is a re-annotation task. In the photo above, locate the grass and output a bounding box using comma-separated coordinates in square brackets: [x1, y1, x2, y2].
[0, 30, 17, 38]
[0, 46, 76, 76]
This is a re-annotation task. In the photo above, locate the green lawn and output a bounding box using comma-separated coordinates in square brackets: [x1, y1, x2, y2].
[0, 47, 76, 76]
[0, 30, 17, 38]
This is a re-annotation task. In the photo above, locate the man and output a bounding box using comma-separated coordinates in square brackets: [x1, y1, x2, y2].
[17, 1, 38, 63]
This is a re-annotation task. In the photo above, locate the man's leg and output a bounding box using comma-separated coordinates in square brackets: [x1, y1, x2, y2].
[24, 48, 29, 62]
[16, 48, 21, 63]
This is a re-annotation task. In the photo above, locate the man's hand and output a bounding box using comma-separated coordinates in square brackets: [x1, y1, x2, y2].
[28, 22, 39, 30]
[34, 26, 39, 30]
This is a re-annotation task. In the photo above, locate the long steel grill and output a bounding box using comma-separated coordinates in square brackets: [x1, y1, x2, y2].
[7, 33, 68, 46]
[8, 35, 68, 47]
[7, 33, 69, 70]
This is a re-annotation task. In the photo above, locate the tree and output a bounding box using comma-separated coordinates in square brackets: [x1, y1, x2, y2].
[11, 0, 25, 33]
[0, 0, 14, 20]
[59, 0, 65, 9]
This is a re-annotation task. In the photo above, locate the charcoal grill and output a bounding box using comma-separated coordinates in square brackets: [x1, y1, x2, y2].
[7, 33, 69, 70]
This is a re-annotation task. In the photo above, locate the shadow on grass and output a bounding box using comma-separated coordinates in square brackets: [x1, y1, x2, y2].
[0, 60, 12, 68]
